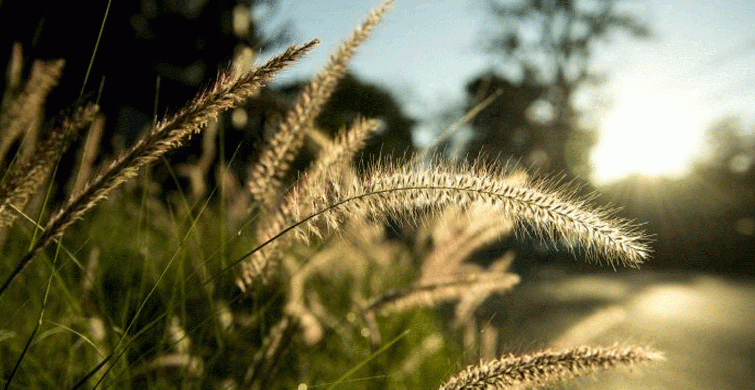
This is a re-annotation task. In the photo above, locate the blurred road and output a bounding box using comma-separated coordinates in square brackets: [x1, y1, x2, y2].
[484, 270, 755, 390]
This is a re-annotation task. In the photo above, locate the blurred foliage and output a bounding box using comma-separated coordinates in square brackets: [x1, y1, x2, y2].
[601, 118, 755, 276]
[0, 0, 294, 203]
[0, 0, 290, 111]
[465, 0, 649, 176]
[0, 180, 465, 388]
[0, 0, 416, 206]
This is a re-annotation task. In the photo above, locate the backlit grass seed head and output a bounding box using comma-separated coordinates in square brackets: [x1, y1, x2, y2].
[288, 160, 650, 270]
[0, 103, 98, 229]
[0, 59, 66, 163]
[0, 41, 316, 297]
[247, 0, 393, 211]
[439, 345, 664, 390]
[366, 272, 521, 316]
[237, 118, 383, 285]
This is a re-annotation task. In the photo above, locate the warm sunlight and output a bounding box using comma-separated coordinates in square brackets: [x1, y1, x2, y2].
[591, 93, 708, 185]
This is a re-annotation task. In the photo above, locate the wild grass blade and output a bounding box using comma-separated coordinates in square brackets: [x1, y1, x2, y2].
[0, 40, 317, 298]
[3, 244, 61, 390]
[247, 0, 393, 211]
[233, 159, 650, 284]
[438, 344, 664, 390]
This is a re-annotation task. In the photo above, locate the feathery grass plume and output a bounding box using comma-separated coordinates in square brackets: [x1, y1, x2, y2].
[420, 202, 516, 282]
[245, 316, 297, 387]
[68, 113, 105, 197]
[280, 250, 334, 346]
[281, 159, 649, 269]
[176, 119, 219, 200]
[305, 124, 337, 149]
[365, 272, 520, 316]
[0, 103, 99, 229]
[0, 59, 66, 163]
[246, 0, 393, 211]
[265, 118, 382, 241]
[238, 118, 382, 287]
[167, 316, 192, 354]
[438, 344, 664, 390]
[303, 117, 382, 190]
[1, 42, 23, 103]
[453, 252, 516, 329]
[0, 41, 317, 297]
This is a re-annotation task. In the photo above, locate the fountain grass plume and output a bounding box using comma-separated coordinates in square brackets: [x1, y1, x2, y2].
[439, 344, 664, 390]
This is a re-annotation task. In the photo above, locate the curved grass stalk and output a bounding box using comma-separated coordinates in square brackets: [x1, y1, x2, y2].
[439, 344, 663, 390]
[247, 0, 393, 211]
[0, 40, 318, 298]
[233, 159, 650, 288]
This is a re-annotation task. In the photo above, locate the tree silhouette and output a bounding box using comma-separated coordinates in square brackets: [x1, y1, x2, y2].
[466, 0, 649, 176]
[0, 0, 291, 199]
[0, 0, 290, 116]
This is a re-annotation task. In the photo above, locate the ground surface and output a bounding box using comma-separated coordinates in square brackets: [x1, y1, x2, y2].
[484, 269, 755, 390]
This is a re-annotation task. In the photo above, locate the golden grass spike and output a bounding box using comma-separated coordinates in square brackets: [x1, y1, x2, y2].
[235, 158, 649, 290]
[67, 113, 105, 196]
[439, 344, 663, 390]
[420, 202, 516, 282]
[0, 59, 66, 163]
[365, 272, 520, 316]
[290, 160, 649, 268]
[3, 42, 23, 93]
[307, 117, 382, 187]
[0, 40, 317, 297]
[0, 103, 99, 229]
[247, 0, 393, 211]
[237, 118, 381, 287]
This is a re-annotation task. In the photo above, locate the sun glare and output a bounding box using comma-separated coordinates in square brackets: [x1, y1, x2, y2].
[591, 93, 707, 185]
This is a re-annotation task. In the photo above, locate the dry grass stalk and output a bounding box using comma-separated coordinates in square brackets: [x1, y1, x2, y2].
[3, 42, 23, 95]
[0, 103, 99, 229]
[0, 41, 317, 297]
[284, 160, 649, 269]
[439, 345, 664, 390]
[68, 113, 106, 197]
[420, 202, 516, 282]
[0, 59, 66, 163]
[480, 323, 499, 361]
[453, 253, 517, 329]
[246, 0, 392, 211]
[365, 272, 520, 316]
[235, 158, 648, 290]
[176, 119, 220, 200]
[131, 353, 204, 379]
[245, 315, 297, 387]
[80, 247, 100, 306]
[238, 118, 382, 287]
[283, 249, 337, 345]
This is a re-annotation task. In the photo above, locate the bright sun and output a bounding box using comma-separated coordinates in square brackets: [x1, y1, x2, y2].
[590, 92, 708, 185]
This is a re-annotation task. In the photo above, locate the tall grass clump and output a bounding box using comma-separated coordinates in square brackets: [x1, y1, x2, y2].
[0, 1, 662, 388]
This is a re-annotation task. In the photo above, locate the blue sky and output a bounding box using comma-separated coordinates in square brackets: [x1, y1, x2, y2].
[264, 0, 755, 184]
